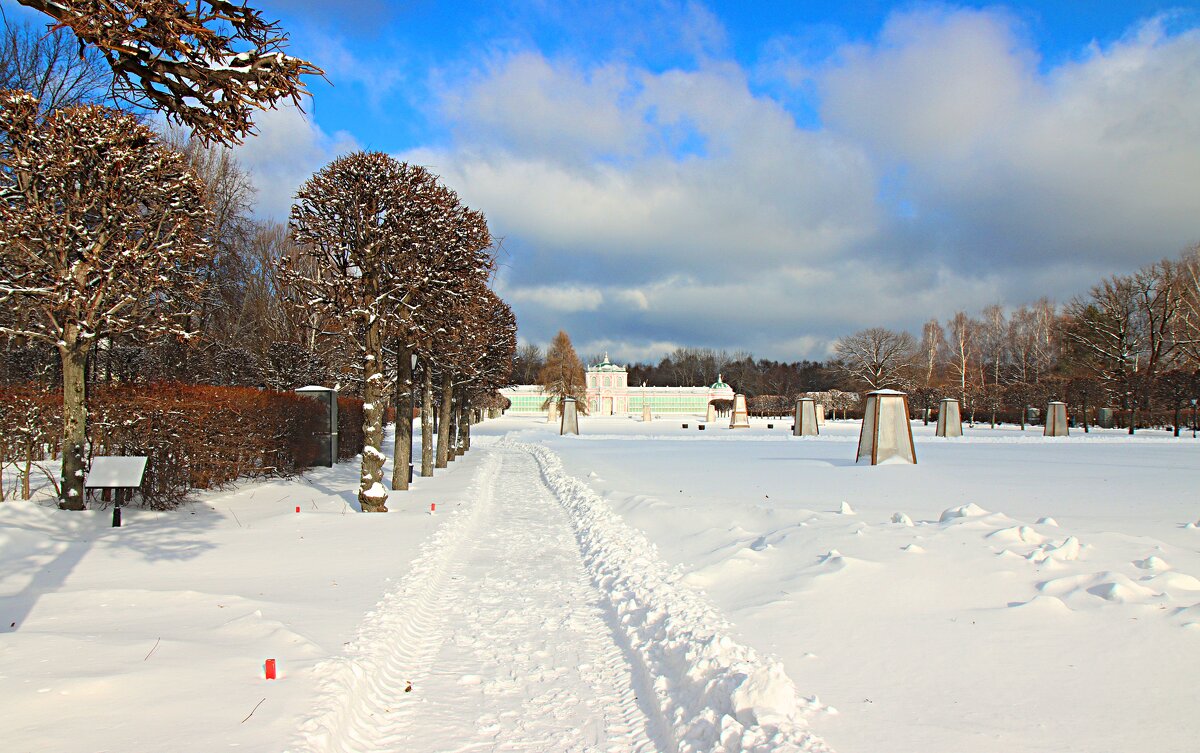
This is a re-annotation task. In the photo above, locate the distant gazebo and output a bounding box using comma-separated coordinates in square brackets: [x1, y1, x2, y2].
[560, 396, 579, 435]
[793, 398, 819, 436]
[1045, 401, 1069, 437]
[936, 398, 963, 438]
[856, 389, 917, 465]
[730, 394, 750, 428]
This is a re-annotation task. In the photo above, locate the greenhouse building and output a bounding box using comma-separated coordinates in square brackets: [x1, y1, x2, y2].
[501, 355, 735, 416]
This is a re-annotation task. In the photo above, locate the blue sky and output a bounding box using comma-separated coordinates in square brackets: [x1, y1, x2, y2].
[8, 0, 1200, 363]
[263, 1, 1199, 150]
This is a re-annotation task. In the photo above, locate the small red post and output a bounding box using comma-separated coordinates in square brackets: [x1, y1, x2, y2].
[295, 506, 300, 513]
[430, 503, 436, 513]
[265, 659, 277, 680]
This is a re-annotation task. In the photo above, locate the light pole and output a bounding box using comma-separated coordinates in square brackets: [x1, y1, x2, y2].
[1191, 398, 1197, 439]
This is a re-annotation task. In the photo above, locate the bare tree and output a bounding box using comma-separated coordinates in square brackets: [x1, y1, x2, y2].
[0, 16, 108, 110]
[1177, 246, 1200, 364]
[1064, 277, 1142, 433]
[917, 318, 946, 387]
[392, 192, 493, 485]
[833, 327, 916, 391]
[1007, 301, 1058, 384]
[978, 304, 1009, 386]
[17, 0, 322, 144]
[539, 330, 588, 412]
[0, 91, 210, 507]
[946, 311, 978, 406]
[1130, 260, 1184, 410]
[512, 343, 543, 384]
[288, 153, 442, 512]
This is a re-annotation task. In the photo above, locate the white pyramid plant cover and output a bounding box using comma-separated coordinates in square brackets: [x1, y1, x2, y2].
[936, 398, 963, 437]
[560, 397, 580, 435]
[857, 389, 917, 465]
[793, 398, 819, 436]
[642, 403, 652, 422]
[730, 394, 750, 428]
[705, 402, 716, 423]
[815, 402, 825, 426]
[1045, 401, 1069, 436]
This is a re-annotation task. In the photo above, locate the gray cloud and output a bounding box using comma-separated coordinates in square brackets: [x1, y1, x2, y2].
[405, 7, 1198, 363]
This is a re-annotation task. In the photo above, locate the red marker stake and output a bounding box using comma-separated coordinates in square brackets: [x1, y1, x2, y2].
[295, 506, 300, 513]
[265, 659, 277, 680]
[430, 503, 436, 513]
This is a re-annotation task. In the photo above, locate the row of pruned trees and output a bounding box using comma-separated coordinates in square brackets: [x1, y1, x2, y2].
[0, 0, 323, 507]
[831, 247, 1200, 433]
[286, 152, 517, 511]
[0, 4, 517, 509]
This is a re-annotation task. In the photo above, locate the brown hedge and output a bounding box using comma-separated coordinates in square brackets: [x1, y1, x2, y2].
[0, 383, 365, 508]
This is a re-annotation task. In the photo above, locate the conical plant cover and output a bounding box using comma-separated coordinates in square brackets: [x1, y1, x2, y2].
[936, 398, 963, 437]
[856, 390, 917, 465]
[793, 398, 819, 436]
[730, 394, 750, 428]
[642, 403, 652, 422]
[560, 397, 579, 435]
[1045, 401, 1069, 437]
[706, 403, 716, 422]
[815, 403, 825, 426]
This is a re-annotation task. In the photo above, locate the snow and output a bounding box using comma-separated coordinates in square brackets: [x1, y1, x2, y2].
[2, 415, 1199, 753]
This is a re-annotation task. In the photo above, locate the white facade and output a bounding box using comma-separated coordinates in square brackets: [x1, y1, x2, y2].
[501, 355, 735, 415]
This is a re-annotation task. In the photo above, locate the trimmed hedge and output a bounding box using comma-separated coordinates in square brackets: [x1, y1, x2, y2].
[0, 383, 364, 508]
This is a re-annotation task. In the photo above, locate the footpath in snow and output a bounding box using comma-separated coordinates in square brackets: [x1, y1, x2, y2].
[293, 441, 832, 753]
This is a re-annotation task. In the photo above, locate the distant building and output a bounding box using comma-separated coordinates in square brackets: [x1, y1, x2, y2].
[501, 354, 735, 415]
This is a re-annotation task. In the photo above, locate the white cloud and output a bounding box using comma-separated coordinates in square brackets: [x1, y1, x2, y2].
[233, 104, 360, 221]
[439, 53, 646, 164]
[401, 8, 1200, 362]
[820, 11, 1200, 271]
[505, 284, 604, 312]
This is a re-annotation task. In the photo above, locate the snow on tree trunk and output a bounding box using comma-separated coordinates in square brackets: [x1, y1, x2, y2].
[463, 407, 472, 453]
[59, 335, 88, 510]
[436, 370, 453, 469]
[391, 347, 413, 491]
[358, 320, 388, 513]
[421, 367, 435, 477]
[451, 388, 465, 459]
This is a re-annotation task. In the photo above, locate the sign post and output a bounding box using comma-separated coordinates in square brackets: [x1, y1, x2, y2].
[84, 456, 148, 527]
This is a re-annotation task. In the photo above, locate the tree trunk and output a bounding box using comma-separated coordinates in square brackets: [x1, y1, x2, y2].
[449, 391, 461, 460]
[463, 408, 473, 453]
[59, 336, 88, 510]
[421, 366, 434, 477]
[390, 347, 413, 490]
[1174, 407, 1181, 437]
[358, 321, 388, 512]
[1082, 397, 1090, 433]
[22, 447, 32, 500]
[436, 371, 453, 468]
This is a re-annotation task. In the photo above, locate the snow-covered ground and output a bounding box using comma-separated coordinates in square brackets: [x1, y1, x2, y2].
[3, 414, 1198, 752]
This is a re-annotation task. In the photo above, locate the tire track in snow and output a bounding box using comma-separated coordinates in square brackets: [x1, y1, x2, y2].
[291, 445, 660, 753]
[523, 441, 834, 753]
[292, 441, 832, 753]
[288, 452, 498, 753]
